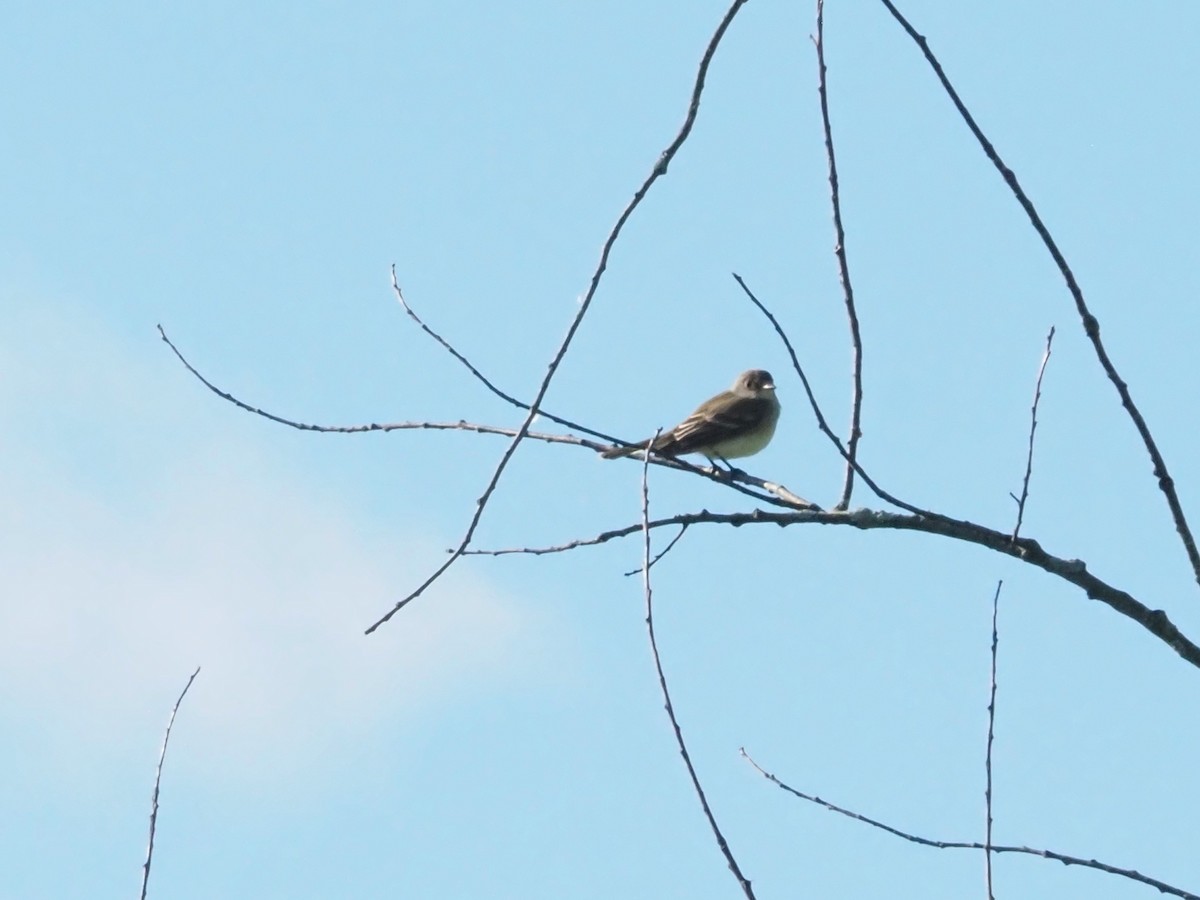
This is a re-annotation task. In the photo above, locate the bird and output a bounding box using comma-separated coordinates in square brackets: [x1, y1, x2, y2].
[601, 369, 781, 464]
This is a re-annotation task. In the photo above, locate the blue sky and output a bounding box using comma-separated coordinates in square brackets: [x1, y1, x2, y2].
[3, 1, 1200, 898]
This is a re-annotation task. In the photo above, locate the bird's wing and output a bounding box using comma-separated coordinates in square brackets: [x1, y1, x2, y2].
[654, 392, 770, 455]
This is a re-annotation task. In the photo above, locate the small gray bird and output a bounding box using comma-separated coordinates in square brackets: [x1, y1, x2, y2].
[601, 369, 781, 463]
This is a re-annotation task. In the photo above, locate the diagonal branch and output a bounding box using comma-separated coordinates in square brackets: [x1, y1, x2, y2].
[362, 0, 754, 633]
[814, 0, 865, 511]
[878, 0, 1200, 592]
[733, 272, 838, 460]
[389, 269, 619, 444]
[740, 748, 1199, 900]
[1011, 327, 1055, 541]
[639, 439, 756, 899]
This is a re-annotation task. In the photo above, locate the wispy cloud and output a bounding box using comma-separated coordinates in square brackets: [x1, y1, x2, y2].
[0, 292, 544, 778]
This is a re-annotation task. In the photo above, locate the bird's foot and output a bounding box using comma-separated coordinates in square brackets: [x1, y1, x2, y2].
[709, 457, 745, 479]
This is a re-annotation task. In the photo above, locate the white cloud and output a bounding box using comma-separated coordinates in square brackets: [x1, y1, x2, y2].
[0, 441, 537, 769]
[0, 291, 546, 779]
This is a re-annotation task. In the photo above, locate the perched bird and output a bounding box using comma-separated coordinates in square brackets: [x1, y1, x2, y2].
[601, 369, 781, 464]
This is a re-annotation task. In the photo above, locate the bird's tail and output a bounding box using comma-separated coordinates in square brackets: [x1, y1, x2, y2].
[600, 443, 643, 459]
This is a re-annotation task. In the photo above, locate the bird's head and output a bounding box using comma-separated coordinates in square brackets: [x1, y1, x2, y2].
[736, 369, 776, 395]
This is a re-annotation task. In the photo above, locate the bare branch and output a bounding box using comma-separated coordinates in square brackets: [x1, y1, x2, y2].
[464, 516, 702, 559]
[878, 0, 1200, 592]
[740, 748, 1199, 900]
[1011, 327, 1055, 541]
[639, 439, 756, 899]
[984, 581, 1002, 900]
[362, 0, 754, 633]
[732, 273, 828, 443]
[161, 324, 816, 515]
[141, 667, 201, 900]
[389, 269, 620, 444]
[469, 506, 1200, 671]
[159, 1, 753, 634]
[162, 325, 1200, 667]
[814, 0, 865, 511]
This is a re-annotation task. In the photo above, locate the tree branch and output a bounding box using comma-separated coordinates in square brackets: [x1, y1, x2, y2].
[162, 311, 1200, 670]
[388, 269, 620, 444]
[469, 506, 1200, 671]
[161, 322, 820, 513]
[878, 0, 1200, 592]
[740, 748, 1199, 900]
[732, 273, 946, 520]
[984, 581, 1001, 900]
[1011, 328, 1055, 541]
[814, 0, 865, 511]
[360, 0, 754, 633]
[640, 439, 756, 899]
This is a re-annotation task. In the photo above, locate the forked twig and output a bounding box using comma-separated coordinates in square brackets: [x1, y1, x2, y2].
[140, 667, 201, 900]
[624, 523, 690, 576]
[740, 748, 1198, 900]
[1011, 327, 1055, 541]
[363, 0, 754, 633]
[878, 0, 1200, 591]
[814, 0, 865, 511]
[639, 438, 756, 899]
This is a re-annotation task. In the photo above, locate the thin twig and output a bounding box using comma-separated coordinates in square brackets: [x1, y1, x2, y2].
[732, 273, 941, 519]
[464, 513, 802, 559]
[984, 581, 1002, 900]
[389, 270, 620, 444]
[740, 748, 1198, 900]
[640, 437, 756, 899]
[466, 506, 1200, 671]
[878, 0, 1200, 592]
[161, 323, 811, 512]
[624, 523, 690, 576]
[140, 667, 201, 900]
[362, 0, 753, 633]
[1011, 327, 1055, 541]
[814, 0, 864, 511]
[161, 325, 584, 441]
[732, 272, 838, 473]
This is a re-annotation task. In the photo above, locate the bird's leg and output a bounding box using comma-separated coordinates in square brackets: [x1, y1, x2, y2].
[709, 455, 743, 479]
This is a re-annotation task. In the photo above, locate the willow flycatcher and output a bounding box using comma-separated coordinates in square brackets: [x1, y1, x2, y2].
[601, 369, 780, 463]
